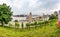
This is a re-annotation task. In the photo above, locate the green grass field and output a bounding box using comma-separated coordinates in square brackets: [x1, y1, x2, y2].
[0, 19, 59, 37]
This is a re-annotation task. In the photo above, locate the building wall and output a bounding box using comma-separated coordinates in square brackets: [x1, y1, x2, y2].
[11, 16, 27, 22]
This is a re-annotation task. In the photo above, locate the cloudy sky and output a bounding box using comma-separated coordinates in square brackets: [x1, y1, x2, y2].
[0, 0, 60, 15]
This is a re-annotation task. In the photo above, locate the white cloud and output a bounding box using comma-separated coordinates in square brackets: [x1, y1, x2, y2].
[0, 0, 24, 8]
[57, 3, 60, 10]
[12, 0, 24, 9]
[29, 0, 42, 9]
[0, 0, 60, 15]
[0, 0, 12, 5]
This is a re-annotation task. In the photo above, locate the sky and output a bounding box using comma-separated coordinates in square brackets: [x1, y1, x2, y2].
[0, 0, 60, 15]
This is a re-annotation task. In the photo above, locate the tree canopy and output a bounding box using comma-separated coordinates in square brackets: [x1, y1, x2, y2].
[49, 14, 57, 20]
[0, 3, 12, 25]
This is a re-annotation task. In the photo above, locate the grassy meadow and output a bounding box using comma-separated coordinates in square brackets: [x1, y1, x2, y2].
[0, 19, 59, 37]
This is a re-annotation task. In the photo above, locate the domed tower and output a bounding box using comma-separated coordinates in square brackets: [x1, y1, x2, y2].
[29, 12, 32, 18]
[27, 12, 33, 23]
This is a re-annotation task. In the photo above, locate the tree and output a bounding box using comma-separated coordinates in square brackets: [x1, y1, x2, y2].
[21, 22, 24, 30]
[26, 23, 30, 30]
[0, 3, 12, 26]
[34, 22, 37, 29]
[15, 20, 19, 28]
[49, 14, 57, 20]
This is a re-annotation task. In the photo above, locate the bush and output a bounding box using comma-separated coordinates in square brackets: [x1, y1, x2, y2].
[26, 23, 30, 30]
[44, 21, 48, 24]
[34, 22, 37, 28]
[15, 21, 19, 28]
[9, 23, 13, 28]
[44, 21, 49, 26]
[15, 20, 18, 22]
[30, 23, 34, 26]
[49, 14, 58, 20]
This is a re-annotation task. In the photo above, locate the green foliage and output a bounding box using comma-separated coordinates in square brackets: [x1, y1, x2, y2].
[21, 22, 24, 29]
[9, 23, 12, 28]
[0, 19, 59, 37]
[44, 21, 49, 24]
[34, 22, 37, 28]
[1, 22, 5, 27]
[26, 23, 30, 30]
[15, 20, 18, 22]
[49, 14, 58, 20]
[15, 21, 19, 28]
[30, 23, 34, 26]
[26, 23, 30, 26]
[34, 22, 37, 25]
[0, 3, 12, 26]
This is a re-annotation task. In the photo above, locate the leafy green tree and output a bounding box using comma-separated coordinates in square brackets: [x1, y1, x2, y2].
[21, 22, 24, 30]
[15, 20, 19, 28]
[38, 22, 42, 27]
[26, 23, 30, 30]
[0, 3, 12, 26]
[44, 21, 48, 25]
[49, 14, 57, 20]
[34, 22, 37, 29]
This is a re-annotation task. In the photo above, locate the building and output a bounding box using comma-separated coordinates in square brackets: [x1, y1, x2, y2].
[11, 12, 49, 23]
[42, 14, 49, 21]
[26, 12, 33, 23]
[11, 15, 27, 22]
[8, 12, 50, 28]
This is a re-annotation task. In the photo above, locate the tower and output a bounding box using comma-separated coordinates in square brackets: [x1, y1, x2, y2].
[27, 12, 33, 23]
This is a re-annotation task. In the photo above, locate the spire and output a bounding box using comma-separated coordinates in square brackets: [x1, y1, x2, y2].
[30, 12, 32, 15]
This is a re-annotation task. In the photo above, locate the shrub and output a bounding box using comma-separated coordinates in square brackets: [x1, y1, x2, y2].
[9, 23, 13, 28]
[15, 20, 18, 22]
[45, 21, 48, 23]
[34, 22, 37, 28]
[26, 23, 30, 30]
[15, 20, 19, 28]
[44, 21, 49, 26]
[49, 14, 58, 20]
[30, 23, 34, 26]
